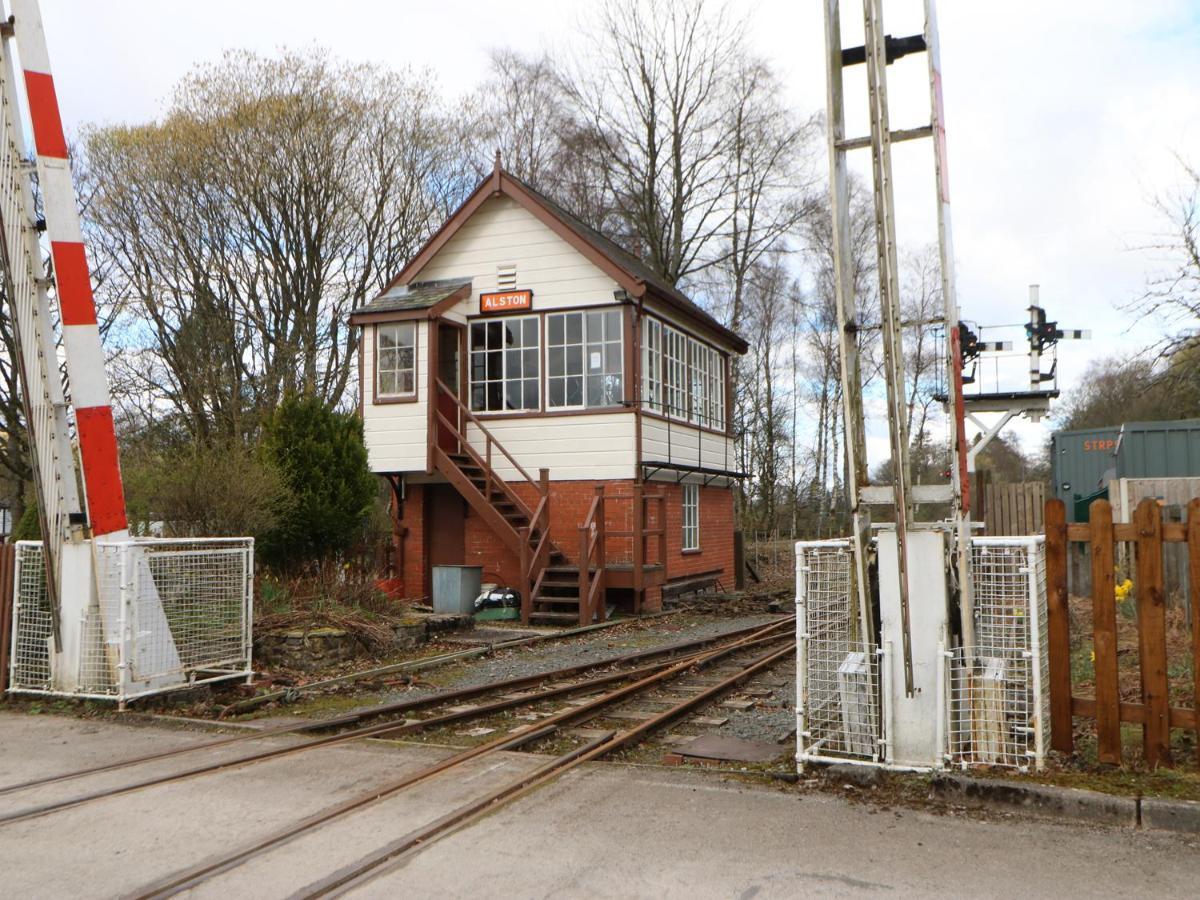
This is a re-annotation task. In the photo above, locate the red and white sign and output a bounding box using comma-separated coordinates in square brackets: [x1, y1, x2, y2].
[480, 289, 533, 313]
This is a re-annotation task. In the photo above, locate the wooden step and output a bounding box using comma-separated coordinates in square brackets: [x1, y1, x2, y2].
[540, 568, 579, 580]
[535, 596, 580, 608]
[538, 585, 579, 598]
[529, 611, 586, 625]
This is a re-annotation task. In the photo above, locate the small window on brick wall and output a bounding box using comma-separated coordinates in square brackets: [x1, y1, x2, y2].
[681, 483, 699, 551]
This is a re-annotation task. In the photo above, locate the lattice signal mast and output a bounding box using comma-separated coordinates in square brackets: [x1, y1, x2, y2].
[823, 0, 970, 711]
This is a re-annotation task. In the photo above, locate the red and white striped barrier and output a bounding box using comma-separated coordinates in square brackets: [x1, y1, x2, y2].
[12, 0, 127, 538]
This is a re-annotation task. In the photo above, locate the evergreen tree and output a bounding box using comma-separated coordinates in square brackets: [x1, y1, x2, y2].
[260, 394, 377, 567]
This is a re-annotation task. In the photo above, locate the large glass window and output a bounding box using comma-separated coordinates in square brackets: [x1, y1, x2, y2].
[547, 309, 624, 409]
[641, 318, 662, 412]
[376, 322, 416, 398]
[707, 345, 726, 429]
[469, 315, 540, 412]
[688, 338, 726, 430]
[681, 483, 699, 551]
[663, 325, 688, 419]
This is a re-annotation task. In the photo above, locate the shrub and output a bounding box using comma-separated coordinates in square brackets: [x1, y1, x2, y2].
[10, 503, 40, 541]
[147, 441, 292, 537]
[259, 394, 377, 567]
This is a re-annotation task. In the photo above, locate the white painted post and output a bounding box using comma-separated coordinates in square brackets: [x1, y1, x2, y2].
[117, 545, 131, 707]
[795, 544, 808, 772]
[935, 640, 947, 769]
[1027, 543, 1047, 771]
[879, 641, 893, 765]
[243, 540, 255, 682]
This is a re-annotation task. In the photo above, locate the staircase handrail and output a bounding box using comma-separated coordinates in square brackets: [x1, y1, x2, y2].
[578, 485, 606, 625]
[435, 378, 545, 498]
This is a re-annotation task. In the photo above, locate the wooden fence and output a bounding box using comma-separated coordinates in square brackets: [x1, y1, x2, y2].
[1046, 497, 1200, 767]
[0, 543, 14, 693]
[979, 480, 1045, 536]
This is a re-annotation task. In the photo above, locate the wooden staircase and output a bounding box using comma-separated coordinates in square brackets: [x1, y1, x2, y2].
[432, 379, 599, 625]
[435, 449, 600, 625]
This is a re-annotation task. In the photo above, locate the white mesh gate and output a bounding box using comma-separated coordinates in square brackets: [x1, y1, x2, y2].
[8, 538, 254, 702]
[797, 534, 1049, 772]
[795, 539, 883, 766]
[947, 537, 1048, 771]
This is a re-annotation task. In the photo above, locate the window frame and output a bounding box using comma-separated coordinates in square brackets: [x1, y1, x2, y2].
[681, 482, 700, 552]
[468, 313, 541, 414]
[641, 313, 729, 433]
[545, 308, 626, 412]
[662, 324, 689, 421]
[374, 321, 418, 403]
[641, 317, 663, 413]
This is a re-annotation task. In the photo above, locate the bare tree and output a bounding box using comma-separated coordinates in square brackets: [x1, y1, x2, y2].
[738, 253, 795, 529]
[566, 0, 744, 285]
[85, 50, 469, 444]
[718, 59, 819, 328]
[796, 179, 878, 530]
[900, 244, 946, 468]
[466, 49, 614, 231]
[1127, 157, 1200, 395]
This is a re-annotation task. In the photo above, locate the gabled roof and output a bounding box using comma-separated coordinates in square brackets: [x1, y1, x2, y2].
[373, 160, 748, 354]
[348, 278, 471, 324]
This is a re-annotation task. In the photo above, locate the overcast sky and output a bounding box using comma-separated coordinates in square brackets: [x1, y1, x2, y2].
[35, 0, 1200, 459]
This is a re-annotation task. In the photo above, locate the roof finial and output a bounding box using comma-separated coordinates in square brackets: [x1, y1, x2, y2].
[493, 148, 502, 173]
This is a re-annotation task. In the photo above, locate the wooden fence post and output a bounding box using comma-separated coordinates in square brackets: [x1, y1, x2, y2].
[1188, 498, 1200, 766]
[1135, 498, 1171, 767]
[1090, 499, 1122, 764]
[1045, 499, 1073, 753]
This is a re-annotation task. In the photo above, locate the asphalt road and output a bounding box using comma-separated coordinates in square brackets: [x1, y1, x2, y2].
[0, 712, 1195, 898]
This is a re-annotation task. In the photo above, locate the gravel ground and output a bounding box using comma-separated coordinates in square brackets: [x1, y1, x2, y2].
[260, 612, 798, 756]
[398, 613, 782, 695]
[706, 666, 796, 744]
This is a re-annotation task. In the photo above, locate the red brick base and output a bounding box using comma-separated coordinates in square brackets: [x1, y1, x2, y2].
[389, 478, 735, 612]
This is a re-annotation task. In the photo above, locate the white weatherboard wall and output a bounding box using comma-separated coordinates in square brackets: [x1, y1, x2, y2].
[641, 416, 734, 473]
[466, 414, 636, 481]
[422, 195, 621, 321]
[361, 320, 429, 473]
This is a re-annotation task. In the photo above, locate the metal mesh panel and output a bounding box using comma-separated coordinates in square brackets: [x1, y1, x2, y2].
[948, 539, 1048, 770]
[9, 538, 253, 701]
[10, 542, 51, 690]
[133, 540, 252, 678]
[797, 540, 880, 763]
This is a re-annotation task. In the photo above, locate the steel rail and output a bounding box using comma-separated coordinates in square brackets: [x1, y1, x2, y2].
[301, 643, 797, 897]
[128, 622, 795, 899]
[0, 620, 794, 827]
[0, 616, 786, 799]
[220, 610, 684, 717]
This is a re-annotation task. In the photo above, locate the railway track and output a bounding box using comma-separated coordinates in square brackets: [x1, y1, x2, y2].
[0, 616, 783, 805]
[1, 617, 796, 898]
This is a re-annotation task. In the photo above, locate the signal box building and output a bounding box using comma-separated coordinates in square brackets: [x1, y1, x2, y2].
[351, 161, 747, 624]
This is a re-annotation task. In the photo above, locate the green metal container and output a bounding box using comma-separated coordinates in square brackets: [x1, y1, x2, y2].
[1052, 418, 1200, 521]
